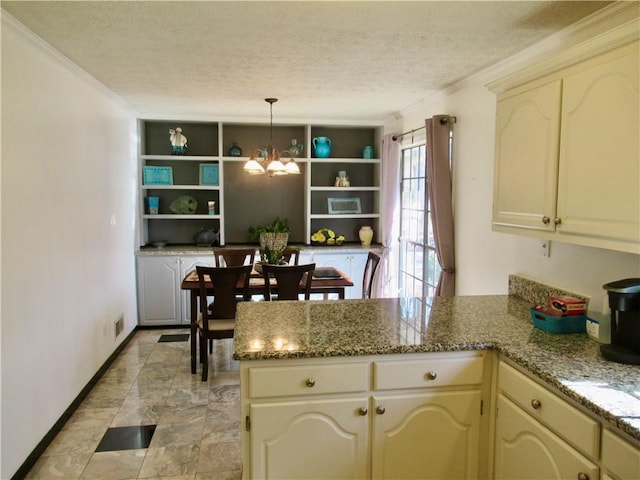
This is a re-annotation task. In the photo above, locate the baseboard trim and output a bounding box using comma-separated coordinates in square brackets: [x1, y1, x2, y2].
[11, 328, 139, 480]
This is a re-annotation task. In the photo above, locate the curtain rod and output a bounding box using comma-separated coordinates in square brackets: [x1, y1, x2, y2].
[392, 116, 457, 141]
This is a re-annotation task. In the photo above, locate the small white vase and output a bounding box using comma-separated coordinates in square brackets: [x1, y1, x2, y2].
[359, 226, 373, 246]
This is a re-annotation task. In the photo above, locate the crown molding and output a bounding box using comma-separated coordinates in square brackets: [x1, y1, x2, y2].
[394, 1, 639, 119]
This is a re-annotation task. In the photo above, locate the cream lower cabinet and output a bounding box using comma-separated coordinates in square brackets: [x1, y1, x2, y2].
[601, 428, 640, 480]
[136, 254, 212, 325]
[494, 361, 599, 480]
[371, 391, 481, 479]
[241, 352, 487, 480]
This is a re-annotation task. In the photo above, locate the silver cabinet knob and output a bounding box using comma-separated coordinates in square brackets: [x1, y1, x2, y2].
[425, 371, 437, 381]
[554, 217, 562, 225]
[376, 405, 386, 415]
[531, 399, 542, 409]
[358, 407, 368, 416]
[542, 216, 550, 225]
[577, 473, 589, 480]
[306, 378, 315, 388]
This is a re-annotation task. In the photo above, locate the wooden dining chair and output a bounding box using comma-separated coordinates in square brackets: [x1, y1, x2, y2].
[196, 264, 251, 381]
[213, 247, 256, 267]
[261, 263, 316, 301]
[362, 251, 381, 299]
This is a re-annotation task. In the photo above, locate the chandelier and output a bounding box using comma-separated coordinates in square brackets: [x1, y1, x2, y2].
[243, 98, 300, 176]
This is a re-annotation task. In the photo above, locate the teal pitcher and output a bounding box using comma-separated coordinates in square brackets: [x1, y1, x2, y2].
[312, 136, 331, 158]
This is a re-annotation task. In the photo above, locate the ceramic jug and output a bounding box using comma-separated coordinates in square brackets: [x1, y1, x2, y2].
[312, 136, 331, 158]
[288, 139, 303, 158]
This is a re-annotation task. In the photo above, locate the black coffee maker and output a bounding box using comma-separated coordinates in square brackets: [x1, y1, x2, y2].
[600, 278, 640, 365]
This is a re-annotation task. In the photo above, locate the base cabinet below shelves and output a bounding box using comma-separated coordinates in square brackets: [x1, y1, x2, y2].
[136, 255, 212, 325]
[302, 251, 369, 299]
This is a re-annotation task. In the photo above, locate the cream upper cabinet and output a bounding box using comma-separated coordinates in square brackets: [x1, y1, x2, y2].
[493, 79, 562, 232]
[491, 40, 639, 254]
[557, 44, 639, 245]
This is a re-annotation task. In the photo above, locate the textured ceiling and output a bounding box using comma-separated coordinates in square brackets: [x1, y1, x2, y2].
[2, 1, 612, 121]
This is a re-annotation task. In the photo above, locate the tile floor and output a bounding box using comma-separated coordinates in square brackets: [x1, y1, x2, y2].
[25, 328, 242, 480]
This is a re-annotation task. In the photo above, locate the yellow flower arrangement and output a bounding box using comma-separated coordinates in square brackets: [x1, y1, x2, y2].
[311, 228, 345, 245]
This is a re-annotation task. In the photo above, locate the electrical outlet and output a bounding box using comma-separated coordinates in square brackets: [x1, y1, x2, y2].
[114, 314, 124, 338]
[540, 240, 551, 258]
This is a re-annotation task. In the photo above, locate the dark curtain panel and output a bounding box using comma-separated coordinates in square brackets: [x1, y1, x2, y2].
[426, 115, 455, 296]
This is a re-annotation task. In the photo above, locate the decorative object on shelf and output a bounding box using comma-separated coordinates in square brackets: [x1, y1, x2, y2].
[142, 166, 173, 185]
[208, 201, 216, 215]
[147, 196, 159, 215]
[335, 170, 350, 187]
[312, 136, 331, 158]
[363, 146, 374, 159]
[311, 228, 344, 246]
[328, 197, 361, 214]
[243, 98, 301, 176]
[193, 228, 220, 246]
[199, 164, 219, 185]
[169, 195, 197, 214]
[359, 225, 374, 246]
[169, 127, 187, 155]
[151, 240, 167, 248]
[228, 142, 243, 156]
[249, 216, 291, 250]
[288, 139, 303, 158]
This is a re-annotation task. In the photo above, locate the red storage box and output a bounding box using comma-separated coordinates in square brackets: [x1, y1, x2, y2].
[549, 295, 587, 316]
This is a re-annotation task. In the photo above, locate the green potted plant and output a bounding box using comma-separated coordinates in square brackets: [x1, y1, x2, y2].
[248, 217, 292, 251]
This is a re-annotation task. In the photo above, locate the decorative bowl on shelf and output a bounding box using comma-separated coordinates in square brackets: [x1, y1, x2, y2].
[311, 228, 344, 246]
[151, 241, 167, 248]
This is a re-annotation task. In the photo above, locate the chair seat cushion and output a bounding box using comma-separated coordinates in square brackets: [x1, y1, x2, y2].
[197, 313, 235, 331]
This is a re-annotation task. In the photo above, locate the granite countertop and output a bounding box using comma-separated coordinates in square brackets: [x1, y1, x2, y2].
[136, 244, 382, 256]
[233, 295, 640, 442]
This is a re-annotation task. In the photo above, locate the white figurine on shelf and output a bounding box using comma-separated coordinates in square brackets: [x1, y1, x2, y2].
[169, 127, 187, 155]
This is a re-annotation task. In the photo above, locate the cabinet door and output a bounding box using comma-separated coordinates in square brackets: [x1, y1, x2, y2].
[179, 256, 214, 325]
[250, 397, 369, 479]
[372, 391, 481, 480]
[557, 43, 639, 246]
[494, 394, 598, 480]
[137, 256, 181, 325]
[310, 252, 366, 299]
[493, 80, 561, 232]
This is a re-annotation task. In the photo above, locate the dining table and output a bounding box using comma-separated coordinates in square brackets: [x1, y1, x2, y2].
[180, 266, 354, 373]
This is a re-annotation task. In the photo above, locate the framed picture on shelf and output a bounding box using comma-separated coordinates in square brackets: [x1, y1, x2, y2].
[199, 164, 219, 186]
[328, 197, 361, 214]
[142, 166, 173, 185]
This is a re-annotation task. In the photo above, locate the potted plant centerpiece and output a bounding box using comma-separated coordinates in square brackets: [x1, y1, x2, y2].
[249, 217, 292, 267]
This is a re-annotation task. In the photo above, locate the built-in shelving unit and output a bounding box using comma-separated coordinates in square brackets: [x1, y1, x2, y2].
[138, 120, 382, 247]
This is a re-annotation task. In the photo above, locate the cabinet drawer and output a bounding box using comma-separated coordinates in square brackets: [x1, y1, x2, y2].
[602, 429, 640, 480]
[249, 363, 369, 398]
[498, 362, 599, 457]
[373, 354, 484, 390]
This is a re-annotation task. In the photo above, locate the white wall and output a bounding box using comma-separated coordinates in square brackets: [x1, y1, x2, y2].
[391, 69, 639, 312]
[1, 15, 138, 478]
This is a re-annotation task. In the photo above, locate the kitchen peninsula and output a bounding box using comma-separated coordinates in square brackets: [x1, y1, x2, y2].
[235, 276, 640, 479]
